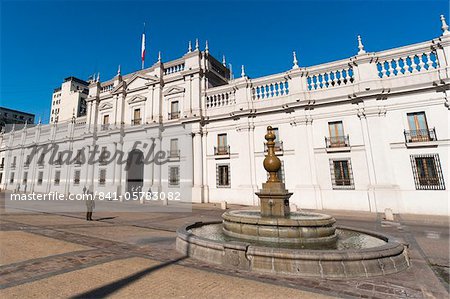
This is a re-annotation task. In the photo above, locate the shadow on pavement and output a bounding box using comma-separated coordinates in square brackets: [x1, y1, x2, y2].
[70, 255, 188, 299]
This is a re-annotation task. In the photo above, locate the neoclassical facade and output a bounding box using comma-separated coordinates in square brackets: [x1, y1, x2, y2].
[1, 19, 449, 215]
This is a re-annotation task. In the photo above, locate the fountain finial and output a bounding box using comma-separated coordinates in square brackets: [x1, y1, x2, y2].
[263, 126, 281, 183]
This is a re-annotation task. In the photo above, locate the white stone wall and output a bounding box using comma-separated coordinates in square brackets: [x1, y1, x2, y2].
[1, 30, 449, 215]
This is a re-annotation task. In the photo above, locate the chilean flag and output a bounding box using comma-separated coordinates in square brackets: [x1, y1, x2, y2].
[141, 30, 146, 68]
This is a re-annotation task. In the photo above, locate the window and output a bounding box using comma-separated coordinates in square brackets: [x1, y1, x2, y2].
[217, 164, 230, 187]
[11, 156, 16, 168]
[329, 159, 354, 189]
[23, 172, 28, 184]
[102, 115, 110, 130]
[0, 173, 3, 184]
[74, 149, 83, 165]
[168, 166, 180, 187]
[406, 112, 435, 142]
[99, 146, 108, 165]
[170, 101, 179, 119]
[133, 109, 141, 125]
[327, 121, 348, 147]
[99, 169, 106, 185]
[74, 170, 80, 185]
[38, 154, 45, 166]
[37, 171, 43, 185]
[55, 153, 62, 165]
[10, 172, 14, 183]
[54, 171, 60, 185]
[215, 133, 229, 155]
[0, 157, 4, 168]
[410, 154, 445, 190]
[25, 155, 31, 166]
[169, 139, 179, 157]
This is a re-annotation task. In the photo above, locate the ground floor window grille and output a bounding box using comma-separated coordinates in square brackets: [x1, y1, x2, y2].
[168, 166, 180, 187]
[217, 164, 230, 188]
[74, 170, 81, 185]
[329, 158, 354, 189]
[54, 171, 60, 185]
[37, 171, 43, 185]
[410, 154, 445, 190]
[99, 169, 106, 185]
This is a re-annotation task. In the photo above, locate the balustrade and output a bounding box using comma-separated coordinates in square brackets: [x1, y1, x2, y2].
[307, 67, 354, 90]
[100, 83, 114, 93]
[377, 50, 438, 78]
[206, 90, 236, 108]
[164, 63, 185, 75]
[252, 79, 289, 100]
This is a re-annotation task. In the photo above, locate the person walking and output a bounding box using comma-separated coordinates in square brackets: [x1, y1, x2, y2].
[85, 188, 95, 221]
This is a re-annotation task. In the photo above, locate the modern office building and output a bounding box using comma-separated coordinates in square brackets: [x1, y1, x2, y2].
[0, 17, 449, 215]
[0, 106, 35, 132]
[50, 76, 89, 123]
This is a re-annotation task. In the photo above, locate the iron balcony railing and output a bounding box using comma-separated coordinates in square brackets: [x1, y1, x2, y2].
[404, 128, 437, 143]
[214, 145, 230, 155]
[101, 124, 110, 131]
[168, 149, 180, 158]
[325, 135, 350, 148]
[169, 111, 180, 120]
[132, 118, 142, 126]
[264, 141, 284, 152]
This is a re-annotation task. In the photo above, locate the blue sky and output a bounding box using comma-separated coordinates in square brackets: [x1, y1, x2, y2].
[1, 0, 448, 123]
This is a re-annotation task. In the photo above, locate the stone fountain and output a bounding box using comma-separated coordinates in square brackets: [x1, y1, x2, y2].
[177, 126, 410, 278]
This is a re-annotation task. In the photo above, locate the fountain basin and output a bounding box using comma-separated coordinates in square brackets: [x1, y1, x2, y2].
[176, 221, 410, 278]
[223, 210, 337, 245]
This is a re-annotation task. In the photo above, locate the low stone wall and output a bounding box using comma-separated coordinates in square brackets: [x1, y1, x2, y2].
[176, 221, 410, 278]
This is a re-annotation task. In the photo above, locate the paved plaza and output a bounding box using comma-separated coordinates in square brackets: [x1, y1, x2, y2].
[0, 191, 448, 299]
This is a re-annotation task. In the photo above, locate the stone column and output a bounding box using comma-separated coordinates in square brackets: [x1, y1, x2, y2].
[357, 106, 378, 212]
[201, 130, 209, 203]
[192, 129, 203, 203]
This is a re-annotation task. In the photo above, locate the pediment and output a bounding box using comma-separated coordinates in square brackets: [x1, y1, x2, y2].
[99, 102, 113, 111]
[126, 74, 159, 90]
[127, 94, 146, 104]
[163, 86, 185, 96]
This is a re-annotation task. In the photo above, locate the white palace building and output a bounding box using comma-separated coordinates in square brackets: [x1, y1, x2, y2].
[1, 17, 449, 216]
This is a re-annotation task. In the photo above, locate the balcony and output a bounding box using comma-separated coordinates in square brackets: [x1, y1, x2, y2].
[167, 149, 180, 161]
[168, 111, 180, 120]
[0, 164, 4, 170]
[214, 145, 230, 155]
[264, 141, 284, 153]
[168, 149, 180, 158]
[132, 118, 142, 126]
[101, 124, 110, 131]
[24, 162, 30, 169]
[37, 160, 45, 168]
[10, 163, 16, 169]
[325, 135, 350, 148]
[404, 128, 437, 143]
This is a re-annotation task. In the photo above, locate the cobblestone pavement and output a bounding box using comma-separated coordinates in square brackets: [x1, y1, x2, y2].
[0, 192, 448, 298]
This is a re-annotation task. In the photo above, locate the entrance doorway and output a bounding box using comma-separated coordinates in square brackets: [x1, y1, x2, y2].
[126, 149, 144, 197]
